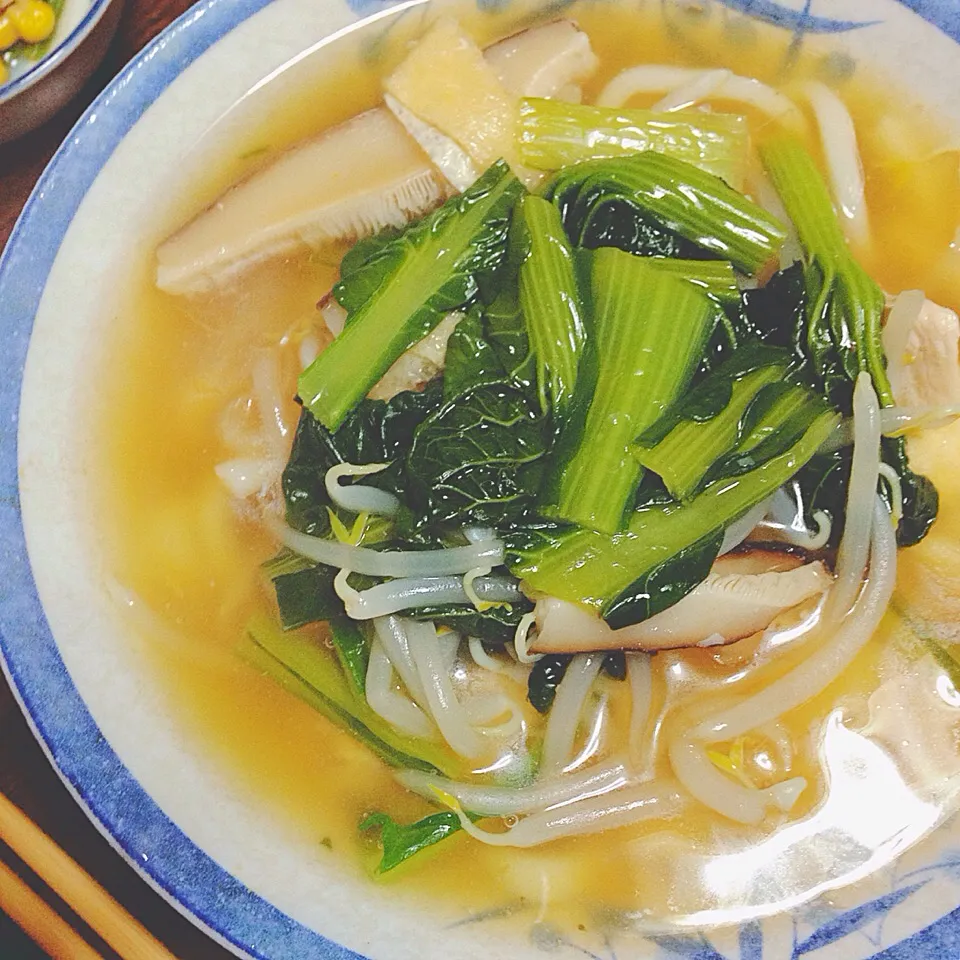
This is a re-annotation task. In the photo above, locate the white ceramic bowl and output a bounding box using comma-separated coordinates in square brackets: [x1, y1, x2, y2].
[0, 0, 124, 143]
[2, 1, 960, 958]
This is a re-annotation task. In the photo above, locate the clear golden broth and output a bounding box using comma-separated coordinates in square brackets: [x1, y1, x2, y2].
[94, 0, 960, 934]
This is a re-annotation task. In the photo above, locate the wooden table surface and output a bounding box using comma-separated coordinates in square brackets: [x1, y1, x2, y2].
[0, 3, 235, 956]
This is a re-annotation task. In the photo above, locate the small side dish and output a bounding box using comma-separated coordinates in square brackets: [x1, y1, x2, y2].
[0, 0, 61, 86]
[0, 0, 120, 144]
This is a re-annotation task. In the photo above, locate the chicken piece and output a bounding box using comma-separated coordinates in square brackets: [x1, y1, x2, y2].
[367, 312, 463, 400]
[884, 293, 960, 407]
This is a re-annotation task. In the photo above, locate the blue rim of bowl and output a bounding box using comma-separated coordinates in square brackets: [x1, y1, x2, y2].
[0, 1, 366, 957]
[0, 0, 116, 105]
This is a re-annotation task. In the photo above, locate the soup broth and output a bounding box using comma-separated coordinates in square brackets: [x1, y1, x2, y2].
[95, 0, 960, 936]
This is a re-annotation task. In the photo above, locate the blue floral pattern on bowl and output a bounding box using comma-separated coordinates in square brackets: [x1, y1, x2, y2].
[1, 1, 960, 958]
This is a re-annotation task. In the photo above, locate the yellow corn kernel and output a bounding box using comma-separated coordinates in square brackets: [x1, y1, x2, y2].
[9, 0, 57, 45]
[0, 14, 18, 51]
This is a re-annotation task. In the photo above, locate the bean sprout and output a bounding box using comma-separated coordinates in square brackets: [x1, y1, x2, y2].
[827, 372, 881, 622]
[272, 521, 504, 578]
[514, 612, 542, 664]
[397, 759, 630, 816]
[540, 655, 603, 777]
[324, 462, 401, 517]
[340, 574, 523, 621]
[878, 462, 903, 529]
[441, 781, 686, 847]
[805, 81, 869, 248]
[365, 640, 434, 738]
[693, 496, 895, 743]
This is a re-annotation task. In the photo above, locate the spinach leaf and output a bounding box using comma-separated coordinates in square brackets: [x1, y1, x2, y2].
[361, 811, 463, 873]
[739, 263, 809, 353]
[528, 654, 573, 713]
[282, 384, 442, 535]
[335, 227, 403, 311]
[406, 382, 551, 525]
[604, 533, 722, 630]
[546, 153, 785, 274]
[483, 288, 536, 389]
[789, 452, 848, 549]
[575, 198, 705, 259]
[639, 343, 791, 446]
[704, 382, 833, 486]
[797, 440, 939, 550]
[761, 138, 939, 544]
[442, 308, 507, 400]
[699, 264, 807, 378]
[412, 598, 533, 645]
[273, 565, 343, 629]
[602, 651, 627, 680]
[884, 436, 939, 547]
[331, 619, 370, 696]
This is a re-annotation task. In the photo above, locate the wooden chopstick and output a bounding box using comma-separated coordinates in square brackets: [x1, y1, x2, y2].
[0, 856, 104, 960]
[0, 790, 180, 960]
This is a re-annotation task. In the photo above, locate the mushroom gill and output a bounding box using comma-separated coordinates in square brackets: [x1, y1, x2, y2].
[530, 550, 833, 654]
[156, 108, 450, 296]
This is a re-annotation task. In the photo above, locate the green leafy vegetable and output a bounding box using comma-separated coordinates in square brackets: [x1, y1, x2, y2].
[893, 459, 939, 546]
[527, 654, 573, 713]
[705, 382, 834, 484]
[406, 382, 550, 525]
[361, 811, 463, 873]
[518, 97, 749, 187]
[695, 265, 806, 377]
[442, 309, 507, 400]
[602, 651, 627, 680]
[604, 533, 723, 630]
[527, 647, 625, 712]
[282, 384, 442, 536]
[273, 564, 343, 629]
[412, 600, 533, 644]
[483, 286, 535, 388]
[635, 347, 789, 500]
[514, 194, 586, 415]
[547, 153, 786, 274]
[647, 258, 740, 305]
[574, 199, 706, 259]
[545, 249, 719, 534]
[243, 615, 461, 777]
[510, 405, 838, 616]
[734, 382, 814, 455]
[760, 137, 883, 407]
[298, 161, 524, 429]
[761, 136, 938, 545]
[737, 263, 809, 359]
[330, 619, 370, 696]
